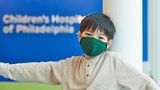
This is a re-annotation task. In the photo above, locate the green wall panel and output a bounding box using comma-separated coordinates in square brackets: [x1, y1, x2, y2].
[0, 83, 61, 90]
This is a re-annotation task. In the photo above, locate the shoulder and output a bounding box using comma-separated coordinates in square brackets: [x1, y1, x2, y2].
[59, 56, 84, 64]
[101, 51, 125, 65]
[56, 56, 84, 70]
[104, 51, 123, 59]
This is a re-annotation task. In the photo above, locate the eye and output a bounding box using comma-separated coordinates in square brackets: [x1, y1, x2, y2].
[98, 36, 104, 39]
[85, 33, 92, 36]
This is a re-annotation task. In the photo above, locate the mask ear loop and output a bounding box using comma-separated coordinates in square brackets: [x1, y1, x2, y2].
[76, 31, 81, 35]
[76, 31, 84, 38]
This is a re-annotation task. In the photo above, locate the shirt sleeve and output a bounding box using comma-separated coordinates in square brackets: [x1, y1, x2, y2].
[0, 60, 68, 85]
[114, 55, 160, 90]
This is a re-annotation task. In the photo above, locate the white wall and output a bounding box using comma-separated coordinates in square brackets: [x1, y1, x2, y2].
[147, 0, 160, 86]
[103, 0, 142, 70]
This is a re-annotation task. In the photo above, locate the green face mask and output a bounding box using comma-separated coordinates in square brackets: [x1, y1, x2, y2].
[80, 37, 107, 56]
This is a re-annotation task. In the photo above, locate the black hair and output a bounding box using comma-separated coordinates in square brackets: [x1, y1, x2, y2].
[79, 13, 116, 40]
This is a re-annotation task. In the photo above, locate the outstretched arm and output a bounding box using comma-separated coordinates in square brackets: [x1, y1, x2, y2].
[115, 56, 160, 90]
[0, 61, 64, 85]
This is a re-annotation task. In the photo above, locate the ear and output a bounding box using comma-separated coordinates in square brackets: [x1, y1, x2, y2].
[77, 31, 82, 41]
[107, 39, 112, 49]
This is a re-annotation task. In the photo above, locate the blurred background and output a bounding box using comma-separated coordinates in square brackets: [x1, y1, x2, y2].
[0, 0, 159, 89]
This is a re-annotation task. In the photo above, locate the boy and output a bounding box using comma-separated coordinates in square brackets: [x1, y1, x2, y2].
[0, 13, 159, 90]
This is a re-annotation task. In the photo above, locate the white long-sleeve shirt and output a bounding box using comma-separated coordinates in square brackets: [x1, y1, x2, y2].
[0, 51, 159, 90]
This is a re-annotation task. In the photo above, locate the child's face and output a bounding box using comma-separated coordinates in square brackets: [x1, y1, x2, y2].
[78, 29, 112, 49]
[78, 29, 112, 59]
